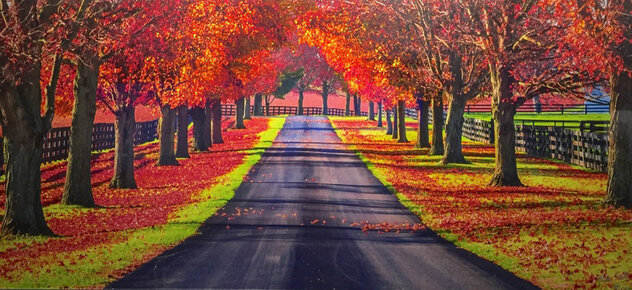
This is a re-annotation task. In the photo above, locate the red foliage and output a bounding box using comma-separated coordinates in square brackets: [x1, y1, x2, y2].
[0, 117, 271, 279]
[332, 118, 632, 287]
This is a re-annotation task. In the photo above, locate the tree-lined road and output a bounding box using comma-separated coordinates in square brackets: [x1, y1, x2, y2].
[110, 116, 535, 289]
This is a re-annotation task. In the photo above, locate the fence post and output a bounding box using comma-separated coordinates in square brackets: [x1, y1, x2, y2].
[489, 118, 495, 144]
[585, 104, 588, 114]
[561, 104, 564, 114]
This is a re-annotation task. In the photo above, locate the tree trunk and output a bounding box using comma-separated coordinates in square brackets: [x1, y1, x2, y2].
[397, 100, 408, 143]
[0, 76, 53, 236]
[386, 108, 393, 135]
[298, 90, 304, 115]
[392, 107, 399, 140]
[489, 67, 523, 186]
[441, 92, 468, 164]
[417, 99, 431, 148]
[234, 98, 246, 129]
[355, 95, 362, 116]
[322, 82, 329, 116]
[429, 95, 444, 156]
[605, 54, 632, 207]
[62, 61, 98, 207]
[345, 92, 351, 116]
[109, 106, 137, 189]
[244, 96, 251, 120]
[442, 51, 468, 163]
[191, 107, 207, 152]
[254, 93, 263, 116]
[157, 104, 179, 166]
[368, 101, 376, 121]
[265, 96, 271, 116]
[377, 102, 383, 127]
[212, 99, 224, 144]
[204, 100, 212, 148]
[175, 105, 190, 158]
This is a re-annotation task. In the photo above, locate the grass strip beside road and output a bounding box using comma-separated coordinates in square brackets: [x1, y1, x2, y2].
[330, 116, 632, 289]
[0, 117, 285, 288]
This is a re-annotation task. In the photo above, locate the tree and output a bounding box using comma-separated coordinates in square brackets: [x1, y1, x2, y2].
[457, 0, 593, 186]
[0, 0, 96, 235]
[559, 0, 632, 207]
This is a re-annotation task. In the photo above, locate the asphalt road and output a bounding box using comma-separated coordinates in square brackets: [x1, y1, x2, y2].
[110, 116, 536, 289]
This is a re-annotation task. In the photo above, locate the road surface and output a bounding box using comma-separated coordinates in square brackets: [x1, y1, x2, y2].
[110, 116, 535, 289]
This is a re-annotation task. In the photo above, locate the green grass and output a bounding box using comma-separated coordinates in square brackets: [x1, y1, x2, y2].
[329, 116, 631, 289]
[0, 117, 287, 288]
[465, 112, 609, 126]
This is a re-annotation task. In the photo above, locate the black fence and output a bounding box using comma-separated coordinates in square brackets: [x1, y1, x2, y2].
[405, 108, 609, 172]
[222, 104, 367, 117]
[0, 119, 158, 175]
[0, 104, 365, 175]
[461, 103, 609, 114]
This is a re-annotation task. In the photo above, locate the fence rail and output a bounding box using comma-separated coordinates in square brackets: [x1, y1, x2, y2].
[461, 103, 609, 114]
[0, 104, 363, 175]
[222, 104, 367, 117]
[406, 107, 609, 171]
[0, 119, 158, 175]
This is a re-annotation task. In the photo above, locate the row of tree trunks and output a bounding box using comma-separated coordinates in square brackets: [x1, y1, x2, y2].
[429, 95, 444, 156]
[62, 61, 99, 207]
[377, 102, 383, 127]
[416, 98, 430, 148]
